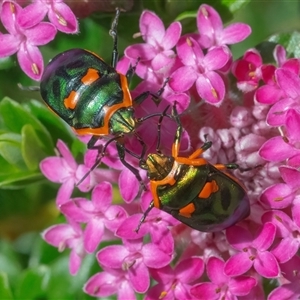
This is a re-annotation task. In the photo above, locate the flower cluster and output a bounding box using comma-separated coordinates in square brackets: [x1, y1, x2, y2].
[5, 2, 300, 299]
[0, 0, 78, 80]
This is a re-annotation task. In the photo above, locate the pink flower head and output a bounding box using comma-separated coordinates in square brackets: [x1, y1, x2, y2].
[196, 4, 251, 49]
[147, 257, 205, 300]
[170, 36, 230, 105]
[191, 257, 256, 299]
[0, 0, 57, 80]
[42, 218, 86, 275]
[224, 222, 280, 278]
[97, 239, 172, 293]
[17, 0, 78, 33]
[125, 10, 182, 81]
[60, 182, 128, 253]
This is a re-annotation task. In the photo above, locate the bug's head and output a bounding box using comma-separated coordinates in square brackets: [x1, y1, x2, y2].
[110, 107, 136, 134]
[140, 153, 174, 181]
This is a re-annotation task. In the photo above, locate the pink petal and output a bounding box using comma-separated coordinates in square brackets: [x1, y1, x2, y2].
[142, 243, 172, 268]
[125, 44, 156, 61]
[269, 283, 300, 300]
[197, 4, 223, 38]
[97, 245, 128, 268]
[224, 252, 252, 276]
[42, 224, 74, 247]
[259, 136, 300, 162]
[84, 219, 104, 253]
[253, 222, 276, 251]
[118, 280, 136, 300]
[176, 36, 203, 66]
[48, 2, 78, 33]
[56, 140, 77, 170]
[254, 251, 279, 278]
[195, 71, 225, 105]
[104, 205, 128, 232]
[226, 225, 252, 249]
[260, 183, 294, 209]
[206, 257, 227, 284]
[56, 178, 74, 205]
[25, 22, 57, 46]
[60, 199, 90, 222]
[17, 2, 47, 28]
[91, 181, 112, 210]
[276, 68, 300, 99]
[128, 260, 150, 293]
[286, 109, 300, 141]
[271, 237, 299, 263]
[274, 45, 286, 67]
[175, 257, 204, 283]
[221, 23, 251, 45]
[169, 66, 197, 92]
[140, 10, 165, 45]
[1, 1, 22, 34]
[84, 272, 117, 297]
[203, 46, 230, 70]
[190, 282, 219, 300]
[119, 168, 140, 203]
[151, 51, 176, 73]
[162, 21, 182, 50]
[266, 97, 295, 126]
[255, 85, 282, 104]
[17, 43, 43, 80]
[280, 165, 300, 189]
[0, 34, 19, 56]
[69, 248, 82, 275]
[228, 276, 257, 296]
[116, 214, 150, 239]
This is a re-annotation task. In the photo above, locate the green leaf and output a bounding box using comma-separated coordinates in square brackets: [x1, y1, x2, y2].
[0, 133, 25, 170]
[14, 266, 50, 300]
[21, 124, 49, 171]
[0, 171, 43, 189]
[0, 272, 13, 300]
[0, 241, 22, 284]
[24, 100, 75, 148]
[0, 98, 53, 151]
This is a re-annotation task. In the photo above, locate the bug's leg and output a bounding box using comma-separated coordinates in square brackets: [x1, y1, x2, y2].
[133, 77, 170, 106]
[135, 201, 154, 233]
[116, 142, 146, 190]
[109, 7, 121, 68]
[126, 58, 141, 84]
[76, 135, 119, 187]
[171, 102, 183, 158]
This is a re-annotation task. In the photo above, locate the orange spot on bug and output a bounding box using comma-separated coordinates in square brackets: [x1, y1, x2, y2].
[179, 202, 196, 218]
[198, 180, 219, 198]
[81, 68, 100, 85]
[64, 90, 79, 109]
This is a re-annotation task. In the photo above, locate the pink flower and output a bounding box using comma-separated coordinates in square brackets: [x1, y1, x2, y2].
[147, 257, 204, 300]
[17, 0, 78, 33]
[125, 10, 181, 81]
[196, 4, 251, 49]
[40, 140, 91, 205]
[191, 257, 256, 299]
[224, 223, 280, 278]
[97, 239, 172, 293]
[231, 49, 263, 92]
[60, 182, 128, 253]
[0, 0, 56, 80]
[116, 190, 178, 254]
[42, 219, 86, 275]
[170, 37, 230, 105]
[262, 210, 300, 263]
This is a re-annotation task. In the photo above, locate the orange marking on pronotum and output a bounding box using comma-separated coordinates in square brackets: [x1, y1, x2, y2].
[64, 90, 79, 109]
[179, 202, 196, 218]
[81, 68, 100, 85]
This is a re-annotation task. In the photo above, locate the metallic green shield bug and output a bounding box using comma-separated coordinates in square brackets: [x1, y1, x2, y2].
[40, 8, 167, 186]
[136, 105, 250, 232]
